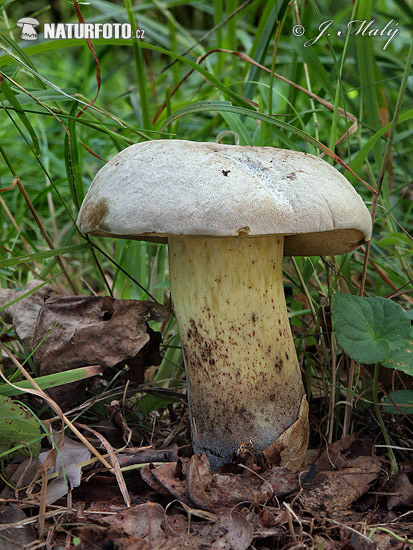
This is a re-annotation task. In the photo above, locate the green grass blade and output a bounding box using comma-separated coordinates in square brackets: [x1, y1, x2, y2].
[0, 243, 92, 269]
[356, 0, 382, 168]
[0, 366, 103, 397]
[124, 0, 150, 129]
[244, 0, 289, 99]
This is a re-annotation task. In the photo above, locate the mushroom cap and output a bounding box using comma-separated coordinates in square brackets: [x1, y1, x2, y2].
[17, 17, 39, 26]
[77, 140, 372, 256]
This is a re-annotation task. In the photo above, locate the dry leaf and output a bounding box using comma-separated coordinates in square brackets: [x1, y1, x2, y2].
[161, 509, 253, 550]
[371, 533, 394, 550]
[262, 394, 309, 471]
[34, 294, 167, 370]
[387, 473, 413, 510]
[349, 532, 379, 550]
[0, 281, 169, 408]
[82, 510, 253, 550]
[1, 435, 90, 505]
[150, 461, 192, 506]
[148, 454, 298, 510]
[79, 527, 151, 550]
[0, 504, 36, 549]
[312, 535, 337, 550]
[186, 454, 298, 510]
[105, 502, 165, 543]
[141, 464, 173, 497]
[0, 280, 54, 347]
[211, 512, 253, 550]
[299, 437, 381, 514]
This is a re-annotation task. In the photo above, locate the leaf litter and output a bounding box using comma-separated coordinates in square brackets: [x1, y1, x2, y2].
[0, 280, 169, 408]
[0, 283, 412, 548]
[1, 434, 91, 505]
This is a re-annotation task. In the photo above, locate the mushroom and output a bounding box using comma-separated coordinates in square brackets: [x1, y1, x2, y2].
[16, 17, 39, 40]
[77, 140, 372, 470]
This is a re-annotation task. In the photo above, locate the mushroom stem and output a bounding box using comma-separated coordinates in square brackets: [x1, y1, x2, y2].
[169, 235, 308, 469]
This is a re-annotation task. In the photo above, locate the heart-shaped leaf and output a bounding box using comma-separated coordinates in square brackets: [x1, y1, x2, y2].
[383, 390, 413, 415]
[382, 328, 413, 375]
[332, 294, 410, 364]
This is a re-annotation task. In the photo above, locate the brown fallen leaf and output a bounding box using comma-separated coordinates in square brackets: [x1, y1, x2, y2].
[150, 460, 193, 506]
[141, 464, 174, 497]
[312, 535, 337, 550]
[211, 512, 253, 550]
[262, 394, 309, 472]
[79, 527, 151, 550]
[83, 508, 253, 550]
[371, 533, 395, 550]
[148, 453, 298, 511]
[0, 504, 36, 549]
[1, 435, 91, 505]
[242, 507, 285, 540]
[0, 281, 169, 408]
[104, 502, 165, 544]
[387, 473, 413, 510]
[0, 280, 54, 347]
[186, 454, 298, 510]
[349, 531, 377, 550]
[161, 508, 253, 550]
[299, 437, 381, 515]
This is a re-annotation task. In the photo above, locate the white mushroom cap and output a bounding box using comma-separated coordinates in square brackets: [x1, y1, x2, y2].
[77, 140, 372, 256]
[17, 18, 39, 26]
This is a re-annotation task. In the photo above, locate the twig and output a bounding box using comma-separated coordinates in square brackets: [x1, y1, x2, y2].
[77, 423, 131, 508]
[284, 502, 300, 545]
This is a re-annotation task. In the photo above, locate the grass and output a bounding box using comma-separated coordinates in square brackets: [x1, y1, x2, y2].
[0, 0, 412, 536]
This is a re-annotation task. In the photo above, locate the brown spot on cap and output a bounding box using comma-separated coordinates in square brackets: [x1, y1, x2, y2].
[79, 198, 109, 232]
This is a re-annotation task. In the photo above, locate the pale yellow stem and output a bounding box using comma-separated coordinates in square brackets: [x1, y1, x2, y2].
[169, 235, 308, 468]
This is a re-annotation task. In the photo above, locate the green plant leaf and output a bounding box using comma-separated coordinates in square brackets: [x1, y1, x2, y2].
[302, 257, 319, 284]
[382, 328, 413, 375]
[161, 101, 348, 164]
[244, 0, 289, 99]
[356, 0, 382, 168]
[0, 396, 41, 456]
[0, 243, 92, 269]
[139, 393, 177, 415]
[383, 390, 413, 415]
[2, 89, 77, 106]
[405, 310, 413, 321]
[332, 294, 410, 364]
[0, 75, 40, 155]
[292, 35, 335, 98]
[0, 366, 102, 397]
[350, 109, 413, 174]
[379, 232, 412, 249]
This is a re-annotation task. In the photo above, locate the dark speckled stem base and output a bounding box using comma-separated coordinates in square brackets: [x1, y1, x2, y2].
[168, 235, 307, 469]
